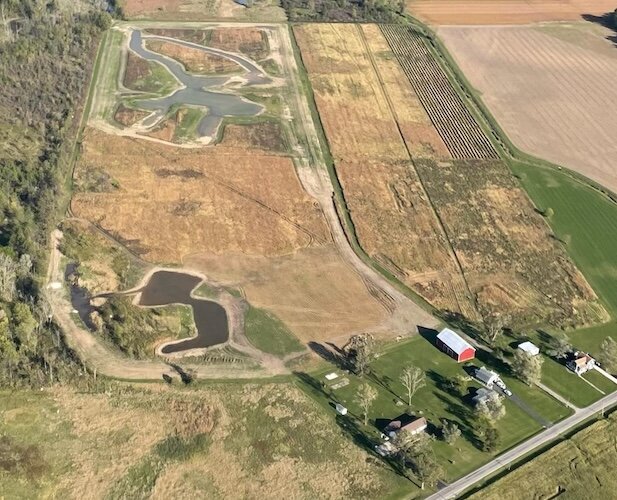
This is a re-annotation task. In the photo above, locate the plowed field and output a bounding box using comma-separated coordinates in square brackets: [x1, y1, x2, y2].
[439, 23, 617, 194]
[407, 0, 616, 25]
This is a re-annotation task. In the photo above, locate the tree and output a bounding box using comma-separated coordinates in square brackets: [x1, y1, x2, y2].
[474, 391, 505, 422]
[599, 336, 617, 373]
[441, 419, 461, 444]
[483, 313, 509, 345]
[400, 365, 426, 405]
[475, 416, 500, 452]
[355, 383, 378, 426]
[395, 432, 443, 490]
[343, 333, 375, 376]
[511, 349, 543, 386]
[546, 332, 571, 360]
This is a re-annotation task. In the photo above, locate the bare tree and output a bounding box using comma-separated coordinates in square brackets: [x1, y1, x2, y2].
[400, 365, 426, 406]
[354, 383, 378, 426]
[483, 313, 509, 345]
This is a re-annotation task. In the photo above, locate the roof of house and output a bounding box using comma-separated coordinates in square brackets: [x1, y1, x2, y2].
[385, 415, 427, 434]
[572, 353, 594, 367]
[401, 417, 427, 433]
[473, 387, 492, 402]
[518, 341, 540, 355]
[437, 328, 475, 355]
[475, 366, 499, 384]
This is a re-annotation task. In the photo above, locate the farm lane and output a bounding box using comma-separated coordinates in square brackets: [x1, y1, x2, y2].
[428, 390, 617, 499]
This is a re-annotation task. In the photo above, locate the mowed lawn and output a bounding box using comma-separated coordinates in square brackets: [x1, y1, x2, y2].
[296, 335, 570, 485]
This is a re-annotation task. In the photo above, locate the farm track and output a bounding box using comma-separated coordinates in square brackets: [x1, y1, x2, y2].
[380, 24, 498, 160]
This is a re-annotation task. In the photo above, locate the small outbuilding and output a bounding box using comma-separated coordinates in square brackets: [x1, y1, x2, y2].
[335, 403, 348, 415]
[518, 341, 540, 356]
[472, 387, 495, 405]
[436, 328, 476, 363]
[475, 366, 499, 388]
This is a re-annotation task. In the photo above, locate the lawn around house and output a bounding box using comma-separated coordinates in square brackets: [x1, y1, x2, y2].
[296, 334, 571, 488]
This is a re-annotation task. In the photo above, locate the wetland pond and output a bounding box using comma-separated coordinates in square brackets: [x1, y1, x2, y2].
[138, 271, 229, 353]
[67, 267, 229, 354]
[129, 29, 268, 137]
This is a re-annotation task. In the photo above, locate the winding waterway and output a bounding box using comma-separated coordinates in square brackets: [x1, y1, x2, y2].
[129, 29, 269, 137]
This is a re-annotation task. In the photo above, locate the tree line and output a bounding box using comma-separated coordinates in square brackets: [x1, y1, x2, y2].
[282, 0, 407, 23]
[0, 0, 112, 386]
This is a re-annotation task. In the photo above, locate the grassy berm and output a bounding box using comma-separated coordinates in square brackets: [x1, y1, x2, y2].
[0, 383, 408, 499]
[471, 412, 617, 499]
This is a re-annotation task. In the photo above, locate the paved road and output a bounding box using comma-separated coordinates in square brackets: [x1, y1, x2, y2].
[428, 390, 617, 499]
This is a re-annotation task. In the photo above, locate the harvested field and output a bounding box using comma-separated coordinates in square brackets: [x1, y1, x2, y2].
[186, 245, 389, 342]
[219, 121, 286, 152]
[380, 24, 498, 160]
[294, 23, 475, 317]
[472, 412, 617, 499]
[439, 23, 617, 194]
[114, 104, 149, 127]
[407, 0, 616, 25]
[416, 159, 603, 326]
[145, 39, 241, 75]
[72, 129, 329, 261]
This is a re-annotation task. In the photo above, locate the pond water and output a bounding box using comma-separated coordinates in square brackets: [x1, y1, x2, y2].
[129, 30, 268, 137]
[138, 270, 229, 353]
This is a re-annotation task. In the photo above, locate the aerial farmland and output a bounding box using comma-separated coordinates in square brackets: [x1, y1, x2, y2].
[4, 0, 617, 497]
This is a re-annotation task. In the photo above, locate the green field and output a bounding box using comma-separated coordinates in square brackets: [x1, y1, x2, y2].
[296, 335, 570, 488]
[244, 306, 304, 357]
[511, 161, 617, 357]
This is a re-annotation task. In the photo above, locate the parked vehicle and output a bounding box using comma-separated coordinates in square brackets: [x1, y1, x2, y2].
[504, 389, 513, 397]
[495, 379, 506, 390]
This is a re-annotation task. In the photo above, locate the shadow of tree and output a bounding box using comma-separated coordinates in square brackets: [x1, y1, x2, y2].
[582, 12, 617, 47]
[308, 341, 344, 368]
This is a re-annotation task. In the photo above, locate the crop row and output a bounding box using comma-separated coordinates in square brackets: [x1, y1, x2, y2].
[380, 24, 498, 160]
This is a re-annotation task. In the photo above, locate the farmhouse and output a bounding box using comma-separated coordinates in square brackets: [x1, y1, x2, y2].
[518, 341, 540, 356]
[567, 352, 595, 375]
[475, 366, 499, 388]
[384, 415, 428, 438]
[473, 387, 497, 406]
[436, 328, 476, 362]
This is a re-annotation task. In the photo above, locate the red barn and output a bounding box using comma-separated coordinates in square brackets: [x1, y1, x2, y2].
[436, 328, 475, 362]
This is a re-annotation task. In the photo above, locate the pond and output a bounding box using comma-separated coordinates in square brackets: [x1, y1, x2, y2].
[138, 270, 229, 353]
[129, 29, 268, 137]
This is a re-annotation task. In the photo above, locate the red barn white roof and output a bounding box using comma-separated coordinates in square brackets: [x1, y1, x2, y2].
[437, 328, 474, 355]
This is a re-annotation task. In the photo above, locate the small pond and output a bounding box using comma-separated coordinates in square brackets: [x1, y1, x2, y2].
[138, 270, 229, 353]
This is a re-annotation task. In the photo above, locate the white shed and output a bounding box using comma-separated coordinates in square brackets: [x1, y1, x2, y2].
[518, 341, 540, 356]
[335, 403, 348, 415]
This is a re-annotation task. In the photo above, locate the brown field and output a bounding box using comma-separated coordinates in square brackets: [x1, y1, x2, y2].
[2, 384, 402, 498]
[219, 121, 286, 152]
[186, 245, 388, 342]
[145, 39, 240, 74]
[114, 103, 149, 127]
[439, 23, 617, 194]
[209, 27, 269, 60]
[407, 0, 616, 25]
[294, 22, 476, 317]
[416, 159, 602, 325]
[296, 23, 604, 327]
[73, 129, 388, 340]
[123, 50, 152, 89]
[73, 129, 329, 261]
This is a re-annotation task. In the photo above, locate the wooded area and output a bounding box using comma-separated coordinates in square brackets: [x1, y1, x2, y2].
[0, 0, 110, 386]
[282, 0, 406, 22]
